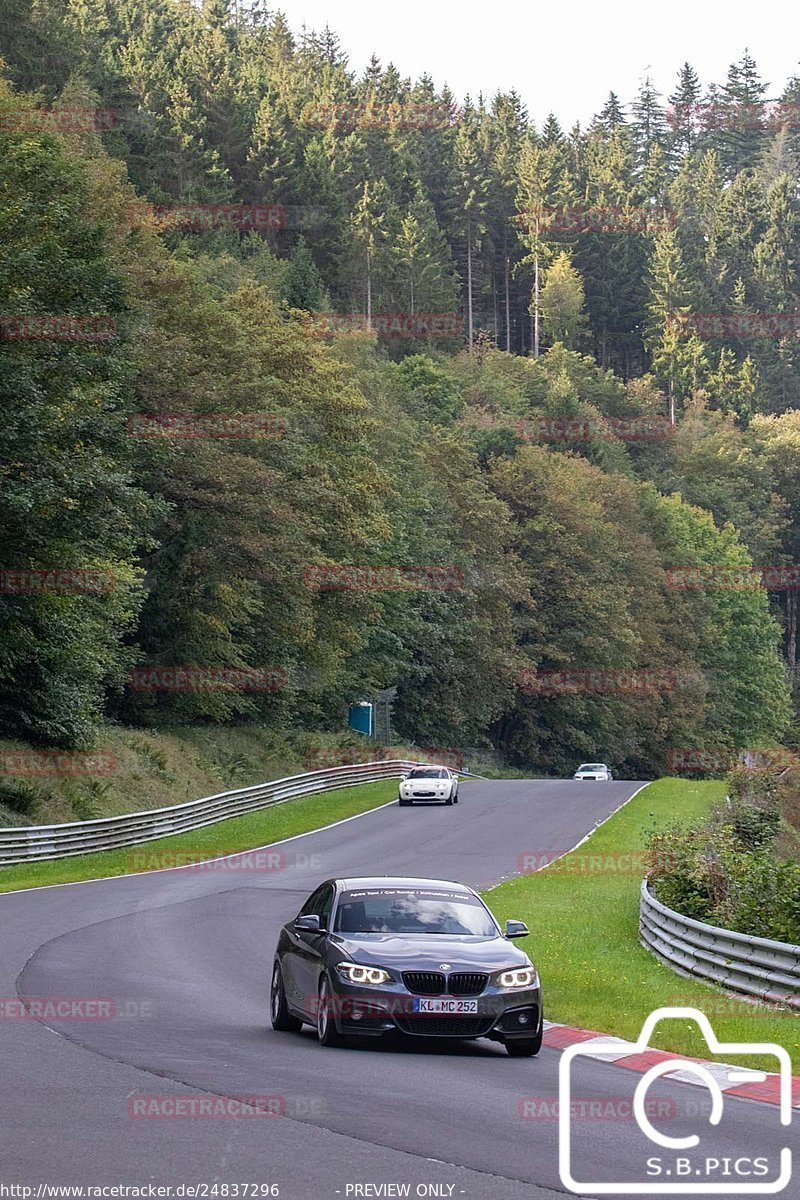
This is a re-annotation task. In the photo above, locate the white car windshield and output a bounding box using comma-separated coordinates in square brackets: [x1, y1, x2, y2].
[406, 768, 448, 779]
[578, 764, 606, 771]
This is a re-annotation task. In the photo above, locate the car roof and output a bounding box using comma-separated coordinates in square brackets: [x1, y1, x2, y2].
[337, 875, 474, 893]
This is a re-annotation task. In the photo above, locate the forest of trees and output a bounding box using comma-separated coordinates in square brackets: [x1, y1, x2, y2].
[1, 0, 799, 777]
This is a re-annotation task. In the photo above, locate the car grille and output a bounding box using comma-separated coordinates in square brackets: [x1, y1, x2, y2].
[448, 973, 488, 996]
[412, 790, 436, 797]
[402, 971, 488, 996]
[403, 971, 445, 995]
[395, 1015, 495, 1037]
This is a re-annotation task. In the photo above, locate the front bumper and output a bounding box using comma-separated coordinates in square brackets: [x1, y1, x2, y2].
[328, 978, 542, 1041]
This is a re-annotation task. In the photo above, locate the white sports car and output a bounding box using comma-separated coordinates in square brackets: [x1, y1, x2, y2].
[573, 762, 613, 781]
[398, 766, 460, 806]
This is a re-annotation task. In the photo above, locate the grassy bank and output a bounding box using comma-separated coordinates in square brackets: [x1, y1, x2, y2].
[0, 727, 411, 827]
[0, 778, 396, 893]
[486, 778, 800, 1073]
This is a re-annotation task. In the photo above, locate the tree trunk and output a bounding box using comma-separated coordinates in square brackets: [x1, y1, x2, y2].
[504, 254, 511, 353]
[533, 252, 540, 359]
[788, 591, 797, 671]
[366, 245, 372, 330]
[466, 214, 474, 354]
[668, 378, 676, 426]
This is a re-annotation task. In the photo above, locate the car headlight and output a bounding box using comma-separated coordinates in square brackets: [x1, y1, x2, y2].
[335, 962, 392, 986]
[496, 966, 539, 989]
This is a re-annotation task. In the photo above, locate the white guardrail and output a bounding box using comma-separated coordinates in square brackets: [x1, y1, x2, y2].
[640, 877, 800, 1009]
[0, 759, 430, 867]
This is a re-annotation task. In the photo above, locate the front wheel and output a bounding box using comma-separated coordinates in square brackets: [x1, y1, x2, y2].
[506, 1036, 542, 1057]
[317, 974, 345, 1047]
[270, 961, 302, 1032]
[505, 1021, 543, 1057]
[399, 795, 412, 806]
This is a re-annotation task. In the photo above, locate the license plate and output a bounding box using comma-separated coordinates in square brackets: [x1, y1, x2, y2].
[412, 998, 478, 1014]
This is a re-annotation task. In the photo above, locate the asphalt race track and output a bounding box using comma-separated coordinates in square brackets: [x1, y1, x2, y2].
[1, 780, 794, 1200]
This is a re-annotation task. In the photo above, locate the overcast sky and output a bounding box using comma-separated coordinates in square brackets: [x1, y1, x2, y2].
[283, 0, 799, 129]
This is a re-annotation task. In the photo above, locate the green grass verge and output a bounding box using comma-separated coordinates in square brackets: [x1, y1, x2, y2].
[485, 778, 800, 1074]
[0, 779, 397, 893]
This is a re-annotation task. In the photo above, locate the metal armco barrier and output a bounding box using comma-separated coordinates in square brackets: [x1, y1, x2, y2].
[640, 877, 800, 1009]
[0, 760, 428, 867]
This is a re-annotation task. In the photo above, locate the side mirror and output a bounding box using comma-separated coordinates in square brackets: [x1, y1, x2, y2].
[400, 772, 409, 780]
[505, 919, 529, 939]
[295, 913, 323, 934]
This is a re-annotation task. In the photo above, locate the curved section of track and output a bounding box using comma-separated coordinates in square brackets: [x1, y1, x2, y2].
[2, 780, 787, 1199]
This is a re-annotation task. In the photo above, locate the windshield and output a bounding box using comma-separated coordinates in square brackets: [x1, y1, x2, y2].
[335, 887, 498, 935]
[578, 764, 606, 771]
[406, 768, 448, 779]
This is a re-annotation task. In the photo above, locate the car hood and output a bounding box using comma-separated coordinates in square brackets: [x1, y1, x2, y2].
[327, 932, 531, 971]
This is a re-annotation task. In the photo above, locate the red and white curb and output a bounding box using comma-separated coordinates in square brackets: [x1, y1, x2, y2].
[543, 1020, 800, 1108]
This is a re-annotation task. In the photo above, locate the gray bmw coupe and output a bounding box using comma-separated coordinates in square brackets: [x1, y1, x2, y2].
[270, 876, 543, 1055]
